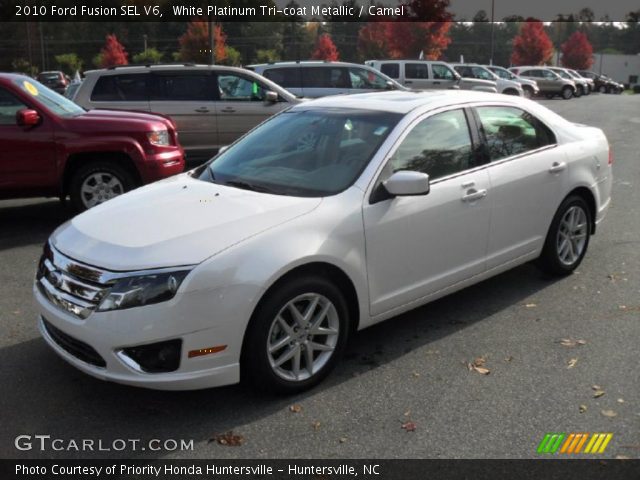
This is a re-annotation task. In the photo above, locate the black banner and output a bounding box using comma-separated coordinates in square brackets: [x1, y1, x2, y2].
[2, 459, 640, 480]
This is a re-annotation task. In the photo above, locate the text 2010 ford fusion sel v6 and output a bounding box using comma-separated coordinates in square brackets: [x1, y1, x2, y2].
[34, 91, 612, 393]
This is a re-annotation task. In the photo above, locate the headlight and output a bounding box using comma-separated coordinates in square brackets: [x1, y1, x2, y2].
[97, 270, 190, 312]
[147, 129, 170, 146]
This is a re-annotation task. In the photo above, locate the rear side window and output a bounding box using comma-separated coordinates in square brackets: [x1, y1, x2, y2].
[405, 63, 429, 79]
[263, 67, 301, 88]
[90, 74, 148, 101]
[0, 87, 27, 125]
[150, 73, 212, 101]
[475, 106, 556, 161]
[348, 67, 388, 89]
[521, 70, 539, 77]
[386, 109, 475, 181]
[301, 67, 350, 89]
[380, 63, 399, 79]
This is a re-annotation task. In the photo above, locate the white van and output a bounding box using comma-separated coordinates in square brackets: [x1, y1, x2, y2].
[365, 60, 498, 93]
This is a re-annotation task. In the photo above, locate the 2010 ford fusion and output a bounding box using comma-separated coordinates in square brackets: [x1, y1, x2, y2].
[35, 90, 612, 393]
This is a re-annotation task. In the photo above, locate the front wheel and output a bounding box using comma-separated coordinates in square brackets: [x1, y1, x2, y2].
[537, 196, 592, 276]
[598, 85, 607, 93]
[562, 86, 574, 100]
[242, 275, 350, 394]
[69, 161, 136, 211]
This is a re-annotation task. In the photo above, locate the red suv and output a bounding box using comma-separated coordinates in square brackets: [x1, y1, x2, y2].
[0, 73, 184, 210]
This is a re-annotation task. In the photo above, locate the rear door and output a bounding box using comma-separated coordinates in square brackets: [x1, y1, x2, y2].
[0, 85, 56, 196]
[347, 66, 391, 93]
[429, 63, 459, 89]
[149, 70, 217, 165]
[403, 62, 431, 89]
[300, 66, 350, 97]
[214, 70, 289, 146]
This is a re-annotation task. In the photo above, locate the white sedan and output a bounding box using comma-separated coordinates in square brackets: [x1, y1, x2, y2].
[35, 91, 612, 393]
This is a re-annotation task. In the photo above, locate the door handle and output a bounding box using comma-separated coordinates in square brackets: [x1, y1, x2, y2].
[549, 161, 567, 173]
[404, 81, 413, 85]
[220, 107, 236, 113]
[433, 81, 441, 85]
[194, 107, 210, 113]
[462, 189, 487, 202]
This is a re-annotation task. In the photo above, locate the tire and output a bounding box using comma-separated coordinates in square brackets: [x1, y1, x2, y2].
[522, 86, 534, 99]
[69, 161, 136, 211]
[241, 275, 350, 394]
[573, 86, 582, 98]
[562, 86, 574, 100]
[545, 93, 555, 99]
[503, 88, 519, 96]
[537, 195, 592, 276]
[598, 85, 607, 93]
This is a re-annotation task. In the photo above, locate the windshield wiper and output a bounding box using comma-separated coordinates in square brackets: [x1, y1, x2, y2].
[224, 180, 276, 194]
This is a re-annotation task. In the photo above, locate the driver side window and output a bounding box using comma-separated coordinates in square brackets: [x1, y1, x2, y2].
[385, 109, 474, 181]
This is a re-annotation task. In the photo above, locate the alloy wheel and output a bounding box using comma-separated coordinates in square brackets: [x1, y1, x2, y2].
[556, 206, 588, 266]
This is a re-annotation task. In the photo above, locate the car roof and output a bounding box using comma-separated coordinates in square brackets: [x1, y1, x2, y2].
[248, 61, 376, 69]
[83, 64, 258, 75]
[288, 90, 522, 115]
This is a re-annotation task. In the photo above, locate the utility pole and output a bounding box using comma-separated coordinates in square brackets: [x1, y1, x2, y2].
[208, 17, 215, 64]
[489, 0, 495, 65]
[143, 34, 148, 54]
[38, 21, 45, 71]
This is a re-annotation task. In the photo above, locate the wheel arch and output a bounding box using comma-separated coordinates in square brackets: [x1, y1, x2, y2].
[563, 186, 597, 234]
[62, 151, 142, 196]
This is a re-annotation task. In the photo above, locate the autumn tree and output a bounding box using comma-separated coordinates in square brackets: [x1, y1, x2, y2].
[100, 34, 128, 68]
[311, 33, 339, 61]
[357, 20, 390, 60]
[561, 31, 594, 70]
[510, 19, 554, 66]
[178, 20, 228, 64]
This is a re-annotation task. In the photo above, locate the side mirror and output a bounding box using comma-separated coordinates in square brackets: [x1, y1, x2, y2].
[264, 90, 278, 103]
[17, 108, 40, 127]
[384, 171, 430, 197]
[385, 80, 396, 90]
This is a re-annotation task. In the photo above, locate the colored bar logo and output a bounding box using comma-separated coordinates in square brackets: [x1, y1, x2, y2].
[537, 433, 613, 454]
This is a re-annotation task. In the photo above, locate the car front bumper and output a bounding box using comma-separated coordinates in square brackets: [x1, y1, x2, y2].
[34, 281, 261, 390]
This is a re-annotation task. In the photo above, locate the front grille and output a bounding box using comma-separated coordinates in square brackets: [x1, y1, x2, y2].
[36, 244, 112, 319]
[42, 318, 106, 368]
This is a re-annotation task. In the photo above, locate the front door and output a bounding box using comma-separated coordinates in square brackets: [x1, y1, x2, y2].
[363, 108, 491, 316]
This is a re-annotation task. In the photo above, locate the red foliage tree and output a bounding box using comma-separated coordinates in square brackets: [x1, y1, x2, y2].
[357, 0, 453, 60]
[561, 31, 594, 70]
[179, 20, 227, 63]
[510, 19, 554, 66]
[100, 34, 128, 68]
[311, 33, 339, 61]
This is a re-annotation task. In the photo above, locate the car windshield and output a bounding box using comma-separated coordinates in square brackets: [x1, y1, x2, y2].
[199, 108, 401, 197]
[13, 78, 84, 117]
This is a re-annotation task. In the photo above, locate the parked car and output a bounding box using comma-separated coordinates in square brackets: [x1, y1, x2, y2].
[547, 67, 588, 97]
[73, 64, 301, 165]
[0, 73, 184, 210]
[451, 63, 523, 96]
[366, 59, 498, 93]
[64, 81, 82, 100]
[565, 69, 594, 93]
[247, 61, 407, 98]
[577, 71, 623, 94]
[37, 71, 69, 94]
[509, 67, 576, 99]
[35, 90, 612, 393]
[485, 65, 539, 98]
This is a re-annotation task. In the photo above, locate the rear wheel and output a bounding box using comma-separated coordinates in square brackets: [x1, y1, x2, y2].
[522, 86, 534, 99]
[537, 195, 592, 276]
[562, 86, 574, 99]
[598, 85, 607, 93]
[69, 161, 136, 211]
[242, 275, 350, 394]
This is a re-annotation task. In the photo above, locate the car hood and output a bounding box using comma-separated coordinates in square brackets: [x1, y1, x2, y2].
[66, 109, 176, 132]
[51, 175, 322, 271]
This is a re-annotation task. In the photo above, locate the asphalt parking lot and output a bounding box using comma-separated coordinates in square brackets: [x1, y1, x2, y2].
[1, 93, 638, 460]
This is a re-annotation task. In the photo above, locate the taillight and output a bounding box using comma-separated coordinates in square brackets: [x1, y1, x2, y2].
[608, 147, 613, 165]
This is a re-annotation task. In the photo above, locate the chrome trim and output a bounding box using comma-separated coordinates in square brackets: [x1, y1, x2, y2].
[39, 276, 94, 319]
[116, 350, 146, 373]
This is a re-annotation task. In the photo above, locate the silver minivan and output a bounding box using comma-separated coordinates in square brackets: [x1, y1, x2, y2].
[366, 60, 498, 93]
[73, 65, 301, 165]
[247, 61, 406, 98]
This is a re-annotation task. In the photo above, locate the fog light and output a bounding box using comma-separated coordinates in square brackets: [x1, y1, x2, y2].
[120, 339, 182, 373]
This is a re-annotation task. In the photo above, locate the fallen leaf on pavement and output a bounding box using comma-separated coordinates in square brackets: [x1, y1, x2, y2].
[339, 437, 347, 443]
[504, 356, 514, 362]
[289, 404, 302, 413]
[468, 357, 490, 375]
[525, 303, 537, 308]
[412, 371, 421, 378]
[567, 358, 578, 369]
[593, 389, 605, 398]
[592, 385, 602, 391]
[210, 432, 244, 446]
[617, 398, 624, 404]
[401, 421, 417, 432]
[579, 405, 588, 413]
[311, 421, 321, 430]
[601, 410, 617, 418]
[403, 410, 411, 417]
[560, 338, 587, 347]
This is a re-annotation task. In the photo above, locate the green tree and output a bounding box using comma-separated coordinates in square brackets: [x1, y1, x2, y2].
[54, 53, 83, 75]
[132, 48, 164, 64]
